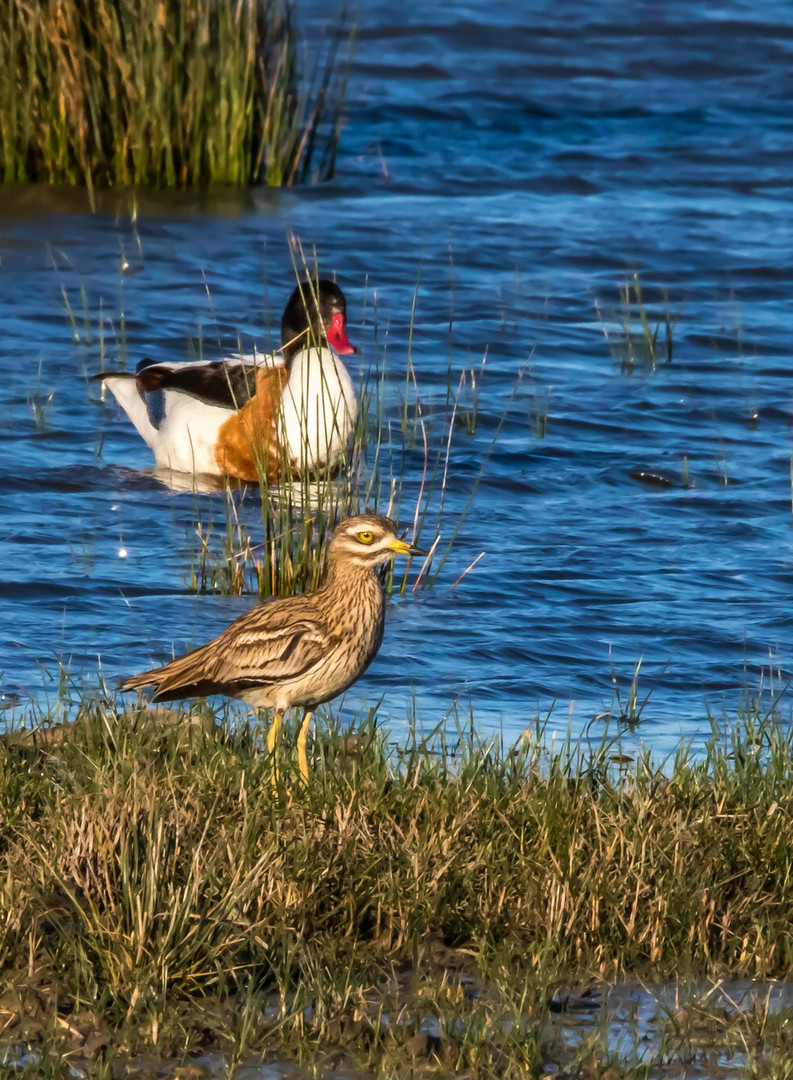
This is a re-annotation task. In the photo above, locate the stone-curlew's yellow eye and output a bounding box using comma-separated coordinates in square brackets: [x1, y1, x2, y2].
[357, 530, 375, 544]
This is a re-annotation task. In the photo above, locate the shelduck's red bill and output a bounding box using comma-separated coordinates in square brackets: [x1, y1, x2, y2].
[327, 311, 359, 354]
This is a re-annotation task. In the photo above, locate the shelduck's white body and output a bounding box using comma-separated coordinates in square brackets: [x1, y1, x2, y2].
[277, 347, 357, 472]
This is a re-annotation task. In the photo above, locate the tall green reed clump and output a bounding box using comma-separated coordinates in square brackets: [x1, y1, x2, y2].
[0, 0, 349, 189]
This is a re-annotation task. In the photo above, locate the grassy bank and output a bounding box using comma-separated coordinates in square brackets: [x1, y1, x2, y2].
[1, 699, 793, 1074]
[0, 0, 349, 189]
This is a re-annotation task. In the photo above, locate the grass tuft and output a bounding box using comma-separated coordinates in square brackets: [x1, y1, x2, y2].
[2, 698, 793, 1070]
[181, 339, 513, 600]
[598, 272, 678, 374]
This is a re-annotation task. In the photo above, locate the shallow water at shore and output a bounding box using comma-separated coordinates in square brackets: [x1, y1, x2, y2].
[4, 977, 792, 1077]
[1, 0, 792, 755]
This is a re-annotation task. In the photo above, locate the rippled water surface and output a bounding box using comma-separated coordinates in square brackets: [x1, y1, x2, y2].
[1, 0, 792, 754]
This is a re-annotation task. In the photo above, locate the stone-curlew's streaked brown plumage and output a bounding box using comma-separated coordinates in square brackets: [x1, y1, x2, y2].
[121, 514, 426, 781]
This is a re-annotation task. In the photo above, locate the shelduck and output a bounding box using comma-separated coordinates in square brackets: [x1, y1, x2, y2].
[99, 279, 358, 483]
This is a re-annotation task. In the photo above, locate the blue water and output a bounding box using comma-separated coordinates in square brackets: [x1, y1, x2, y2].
[1, 0, 792, 754]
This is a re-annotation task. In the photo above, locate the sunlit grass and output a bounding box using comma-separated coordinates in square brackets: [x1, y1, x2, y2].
[0, 0, 351, 192]
[2, 697, 793, 1072]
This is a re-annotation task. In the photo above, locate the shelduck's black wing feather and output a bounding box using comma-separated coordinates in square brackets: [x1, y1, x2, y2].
[133, 361, 261, 409]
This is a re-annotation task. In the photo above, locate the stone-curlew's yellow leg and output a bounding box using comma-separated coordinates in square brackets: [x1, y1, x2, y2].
[297, 710, 314, 785]
[267, 710, 283, 785]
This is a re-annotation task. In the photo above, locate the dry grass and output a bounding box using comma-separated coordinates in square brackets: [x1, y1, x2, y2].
[1, 699, 793, 1073]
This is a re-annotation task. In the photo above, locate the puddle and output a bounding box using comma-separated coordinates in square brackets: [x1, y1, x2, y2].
[544, 979, 793, 1076]
[3, 978, 789, 1078]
